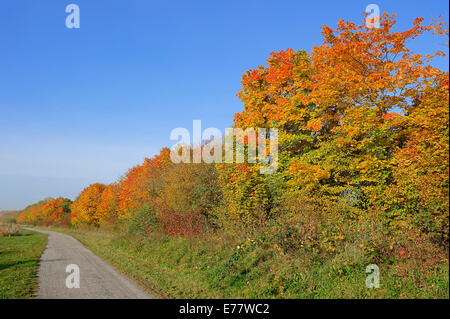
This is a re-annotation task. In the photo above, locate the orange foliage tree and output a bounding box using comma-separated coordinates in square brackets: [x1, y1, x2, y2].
[71, 183, 106, 226]
[117, 148, 172, 216]
[96, 183, 121, 223]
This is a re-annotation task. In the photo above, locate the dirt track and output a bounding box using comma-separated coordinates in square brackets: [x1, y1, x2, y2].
[25, 228, 153, 299]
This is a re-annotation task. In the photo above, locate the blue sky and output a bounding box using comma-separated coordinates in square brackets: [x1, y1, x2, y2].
[0, 0, 448, 210]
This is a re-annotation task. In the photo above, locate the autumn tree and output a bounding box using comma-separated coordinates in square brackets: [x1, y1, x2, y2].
[218, 13, 448, 230]
[299, 13, 447, 208]
[96, 183, 121, 223]
[117, 148, 172, 216]
[218, 49, 314, 224]
[71, 183, 106, 226]
[384, 73, 449, 240]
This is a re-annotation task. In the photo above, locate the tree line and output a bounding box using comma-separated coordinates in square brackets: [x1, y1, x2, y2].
[18, 14, 449, 250]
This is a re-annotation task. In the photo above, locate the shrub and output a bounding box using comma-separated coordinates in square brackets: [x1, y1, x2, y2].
[127, 204, 160, 237]
[159, 206, 207, 238]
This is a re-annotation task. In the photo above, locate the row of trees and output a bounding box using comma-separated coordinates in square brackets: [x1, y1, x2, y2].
[219, 14, 449, 241]
[18, 13, 449, 244]
[17, 197, 72, 226]
[18, 148, 222, 237]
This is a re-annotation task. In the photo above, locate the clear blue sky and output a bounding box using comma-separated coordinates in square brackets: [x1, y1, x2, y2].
[0, 0, 448, 210]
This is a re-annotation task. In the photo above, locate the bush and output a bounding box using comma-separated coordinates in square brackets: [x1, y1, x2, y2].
[159, 206, 207, 238]
[127, 204, 160, 237]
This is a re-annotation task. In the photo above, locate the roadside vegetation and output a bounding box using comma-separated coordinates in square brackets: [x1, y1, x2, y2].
[41, 223, 448, 298]
[18, 13, 449, 299]
[0, 228, 47, 298]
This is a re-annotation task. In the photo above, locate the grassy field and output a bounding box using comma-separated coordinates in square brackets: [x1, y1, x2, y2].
[37, 226, 449, 299]
[0, 229, 47, 299]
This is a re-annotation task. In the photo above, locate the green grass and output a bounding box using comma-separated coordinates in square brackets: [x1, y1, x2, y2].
[0, 229, 48, 299]
[38, 226, 449, 299]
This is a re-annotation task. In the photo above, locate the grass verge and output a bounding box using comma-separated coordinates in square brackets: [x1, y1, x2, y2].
[36, 226, 448, 299]
[0, 229, 47, 299]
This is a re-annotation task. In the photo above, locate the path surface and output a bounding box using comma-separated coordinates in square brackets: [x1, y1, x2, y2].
[25, 227, 153, 299]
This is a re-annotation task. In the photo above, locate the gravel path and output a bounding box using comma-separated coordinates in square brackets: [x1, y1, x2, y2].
[25, 227, 153, 299]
